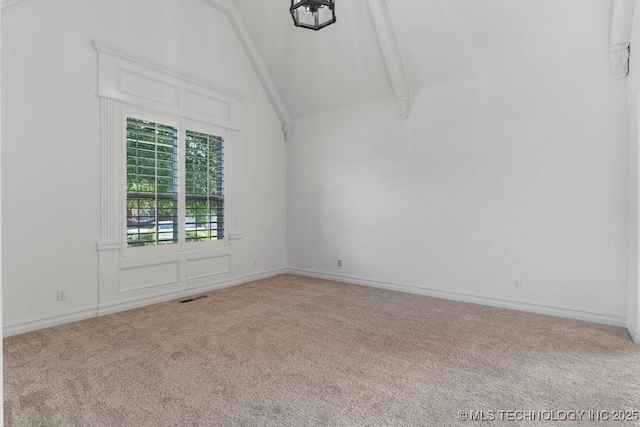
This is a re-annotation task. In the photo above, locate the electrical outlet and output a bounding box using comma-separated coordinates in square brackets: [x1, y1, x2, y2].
[514, 280, 522, 291]
[57, 289, 67, 301]
[337, 259, 342, 267]
[253, 259, 257, 267]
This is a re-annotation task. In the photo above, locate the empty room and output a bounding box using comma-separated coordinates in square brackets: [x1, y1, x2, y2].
[2, 0, 640, 425]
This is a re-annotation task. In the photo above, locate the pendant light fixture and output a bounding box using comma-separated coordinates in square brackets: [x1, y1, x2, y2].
[290, 0, 336, 31]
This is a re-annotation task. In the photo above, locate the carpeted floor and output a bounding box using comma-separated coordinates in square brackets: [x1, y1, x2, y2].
[4, 274, 640, 426]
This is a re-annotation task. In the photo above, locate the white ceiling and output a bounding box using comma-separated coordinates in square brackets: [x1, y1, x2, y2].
[234, 0, 611, 119]
[234, 0, 393, 119]
[390, 0, 609, 90]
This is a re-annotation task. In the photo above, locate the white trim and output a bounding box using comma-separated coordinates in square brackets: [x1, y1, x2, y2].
[0, 0, 27, 11]
[97, 241, 121, 252]
[611, 43, 630, 79]
[100, 98, 122, 244]
[95, 44, 243, 132]
[97, 56, 240, 309]
[610, 0, 635, 78]
[367, 0, 411, 119]
[199, 0, 291, 123]
[98, 268, 286, 316]
[117, 108, 232, 258]
[199, 0, 292, 130]
[93, 40, 245, 101]
[5, 0, 291, 139]
[4, 268, 633, 339]
[3, 269, 286, 337]
[282, 122, 292, 143]
[396, 95, 409, 121]
[3, 306, 98, 337]
[628, 323, 640, 344]
[288, 268, 627, 328]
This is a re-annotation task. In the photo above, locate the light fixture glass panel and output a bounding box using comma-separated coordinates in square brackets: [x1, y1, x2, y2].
[295, 8, 317, 27]
[316, 5, 334, 26]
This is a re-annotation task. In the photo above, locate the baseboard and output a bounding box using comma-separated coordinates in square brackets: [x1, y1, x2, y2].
[3, 268, 287, 338]
[97, 268, 287, 316]
[288, 268, 627, 328]
[3, 306, 98, 338]
[628, 323, 640, 344]
[5, 268, 629, 339]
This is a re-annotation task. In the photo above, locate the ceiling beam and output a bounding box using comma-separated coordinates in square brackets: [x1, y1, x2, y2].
[200, 0, 293, 140]
[367, 0, 410, 119]
[610, 0, 636, 79]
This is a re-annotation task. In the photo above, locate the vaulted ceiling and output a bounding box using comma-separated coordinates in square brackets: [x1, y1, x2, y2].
[0, 0, 620, 120]
[233, 0, 611, 119]
[234, 0, 393, 119]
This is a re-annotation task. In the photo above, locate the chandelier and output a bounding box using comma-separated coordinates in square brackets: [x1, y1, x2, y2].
[290, 0, 336, 31]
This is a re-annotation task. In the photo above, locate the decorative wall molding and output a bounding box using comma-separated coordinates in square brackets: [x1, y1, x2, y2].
[96, 40, 245, 312]
[4, 0, 290, 136]
[119, 261, 181, 293]
[610, 0, 635, 79]
[94, 40, 243, 131]
[367, 0, 411, 119]
[97, 268, 287, 317]
[200, 0, 293, 139]
[289, 268, 628, 329]
[611, 43, 631, 79]
[97, 242, 121, 252]
[0, 0, 27, 11]
[282, 123, 292, 142]
[93, 40, 244, 101]
[397, 96, 409, 121]
[99, 97, 121, 245]
[4, 1, 291, 139]
[186, 255, 230, 280]
[227, 133, 242, 239]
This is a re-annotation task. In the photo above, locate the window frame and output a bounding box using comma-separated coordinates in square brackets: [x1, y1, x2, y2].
[181, 118, 229, 251]
[121, 107, 229, 257]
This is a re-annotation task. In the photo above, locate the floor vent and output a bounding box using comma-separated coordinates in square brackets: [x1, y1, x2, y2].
[180, 295, 208, 303]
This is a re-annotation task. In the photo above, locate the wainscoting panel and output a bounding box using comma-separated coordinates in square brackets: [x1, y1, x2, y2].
[186, 255, 230, 281]
[119, 261, 180, 293]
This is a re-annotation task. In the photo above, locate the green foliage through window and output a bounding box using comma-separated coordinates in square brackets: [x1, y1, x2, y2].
[126, 118, 178, 247]
[125, 117, 225, 247]
[185, 130, 224, 242]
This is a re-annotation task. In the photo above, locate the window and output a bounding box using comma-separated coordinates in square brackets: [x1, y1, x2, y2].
[185, 130, 225, 242]
[125, 116, 225, 248]
[126, 118, 178, 247]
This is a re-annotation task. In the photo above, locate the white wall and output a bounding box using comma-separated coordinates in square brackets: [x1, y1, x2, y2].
[288, 43, 629, 325]
[1, 0, 633, 337]
[628, 5, 640, 343]
[1, 0, 287, 331]
[1, 2, 5, 419]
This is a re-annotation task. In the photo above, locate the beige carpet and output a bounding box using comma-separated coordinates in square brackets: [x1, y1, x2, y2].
[4, 274, 640, 426]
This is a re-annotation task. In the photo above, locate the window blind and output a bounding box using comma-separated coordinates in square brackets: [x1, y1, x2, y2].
[126, 118, 179, 247]
[185, 130, 224, 242]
